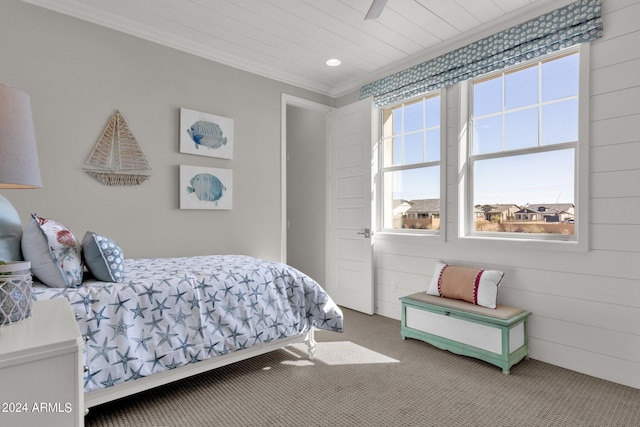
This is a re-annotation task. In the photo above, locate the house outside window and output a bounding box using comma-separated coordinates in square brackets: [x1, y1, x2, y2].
[466, 48, 581, 240]
[380, 94, 441, 232]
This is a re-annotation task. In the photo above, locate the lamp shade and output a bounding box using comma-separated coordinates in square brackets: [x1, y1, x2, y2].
[0, 84, 42, 188]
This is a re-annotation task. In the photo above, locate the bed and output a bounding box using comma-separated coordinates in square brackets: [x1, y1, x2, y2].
[32, 254, 344, 410]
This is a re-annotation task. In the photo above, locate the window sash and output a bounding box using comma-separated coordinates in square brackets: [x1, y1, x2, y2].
[466, 51, 580, 241]
[380, 94, 441, 233]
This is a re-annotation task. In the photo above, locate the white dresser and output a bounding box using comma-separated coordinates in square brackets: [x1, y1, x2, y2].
[0, 299, 84, 427]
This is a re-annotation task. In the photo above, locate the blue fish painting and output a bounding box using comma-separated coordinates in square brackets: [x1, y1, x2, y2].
[187, 120, 227, 150]
[186, 173, 226, 204]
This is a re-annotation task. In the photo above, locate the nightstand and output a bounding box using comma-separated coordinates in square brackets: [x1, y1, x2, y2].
[0, 299, 84, 427]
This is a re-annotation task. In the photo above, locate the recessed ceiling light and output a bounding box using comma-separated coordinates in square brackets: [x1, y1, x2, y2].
[326, 58, 341, 67]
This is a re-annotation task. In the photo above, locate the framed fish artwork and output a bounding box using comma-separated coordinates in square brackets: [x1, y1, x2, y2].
[179, 108, 234, 159]
[179, 165, 232, 210]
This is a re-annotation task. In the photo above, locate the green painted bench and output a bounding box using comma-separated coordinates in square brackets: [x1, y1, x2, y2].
[400, 292, 531, 374]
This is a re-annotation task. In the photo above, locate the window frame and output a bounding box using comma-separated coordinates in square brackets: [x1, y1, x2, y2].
[459, 44, 590, 250]
[376, 91, 447, 237]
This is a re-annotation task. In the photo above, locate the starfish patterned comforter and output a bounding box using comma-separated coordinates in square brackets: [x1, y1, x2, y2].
[33, 255, 344, 394]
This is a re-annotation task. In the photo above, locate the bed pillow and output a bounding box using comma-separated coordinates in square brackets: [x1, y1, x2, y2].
[82, 231, 125, 282]
[0, 195, 24, 261]
[21, 214, 83, 287]
[427, 262, 504, 309]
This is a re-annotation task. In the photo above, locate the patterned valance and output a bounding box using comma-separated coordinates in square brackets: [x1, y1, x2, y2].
[360, 0, 603, 107]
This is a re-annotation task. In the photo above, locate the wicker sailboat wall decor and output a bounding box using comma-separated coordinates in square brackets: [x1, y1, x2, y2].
[85, 111, 151, 186]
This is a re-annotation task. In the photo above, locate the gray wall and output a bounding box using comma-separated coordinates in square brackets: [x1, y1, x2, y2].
[286, 106, 326, 285]
[1, 0, 331, 261]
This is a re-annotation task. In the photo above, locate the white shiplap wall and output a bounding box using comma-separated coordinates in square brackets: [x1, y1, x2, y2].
[373, 0, 640, 389]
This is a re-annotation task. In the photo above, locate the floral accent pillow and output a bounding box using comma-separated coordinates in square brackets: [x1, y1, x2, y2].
[82, 231, 125, 282]
[21, 214, 83, 287]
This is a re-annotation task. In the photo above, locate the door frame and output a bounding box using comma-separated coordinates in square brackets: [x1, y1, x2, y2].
[280, 94, 333, 263]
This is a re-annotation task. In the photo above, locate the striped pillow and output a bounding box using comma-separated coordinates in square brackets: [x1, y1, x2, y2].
[427, 262, 504, 309]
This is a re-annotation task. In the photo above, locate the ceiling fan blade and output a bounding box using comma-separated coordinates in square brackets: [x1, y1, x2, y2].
[365, 0, 388, 20]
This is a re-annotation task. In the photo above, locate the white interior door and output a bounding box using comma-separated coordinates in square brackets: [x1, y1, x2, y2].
[326, 98, 374, 314]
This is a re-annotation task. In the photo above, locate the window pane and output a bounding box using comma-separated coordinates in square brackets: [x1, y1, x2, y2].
[425, 96, 440, 128]
[383, 167, 440, 230]
[472, 115, 502, 155]
[425, 128, 440, 162]
[382, 136, 403, 167]
[505, 66, 538, 109]
[404, 99, 423, 133]
[505, 107, 538, 151]
[392, 136, 402, 166]
[542, 53, 579, 102]
[473, 77, 502, 116]
[392, 108, 402, 134]
[473, 149, 575, 234]
[474, 149, 574, 204]
[404, 132, 424, 165]
[542, 99, 578, 145]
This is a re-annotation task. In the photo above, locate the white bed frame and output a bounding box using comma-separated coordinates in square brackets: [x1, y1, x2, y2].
[84, 329, 316, 412]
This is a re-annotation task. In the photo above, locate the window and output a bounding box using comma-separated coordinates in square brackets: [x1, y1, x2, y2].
[380, 94, 441, 232]
[467, 49, 580, 240]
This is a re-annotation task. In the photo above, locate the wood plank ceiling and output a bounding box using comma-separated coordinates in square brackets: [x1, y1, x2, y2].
[21, 0, 573, 97]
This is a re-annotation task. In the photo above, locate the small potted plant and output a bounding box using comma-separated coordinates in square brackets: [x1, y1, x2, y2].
[0, 260, 33, 325]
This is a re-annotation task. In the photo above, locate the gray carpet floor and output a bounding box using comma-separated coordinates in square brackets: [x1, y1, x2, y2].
[85, 307, 640, 426]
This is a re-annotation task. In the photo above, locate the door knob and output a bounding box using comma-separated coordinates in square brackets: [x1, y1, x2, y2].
[357, 229, 371, 238]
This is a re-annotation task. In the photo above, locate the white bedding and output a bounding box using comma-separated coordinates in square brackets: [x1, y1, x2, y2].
[33, 255, 344, 394]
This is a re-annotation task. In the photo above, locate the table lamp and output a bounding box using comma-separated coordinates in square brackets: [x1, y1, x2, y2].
[0, 84, 41, 324]
[0, 83, 42, 257]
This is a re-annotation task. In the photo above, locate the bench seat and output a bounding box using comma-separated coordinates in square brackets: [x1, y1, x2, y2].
[400, 292, 531, 374]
